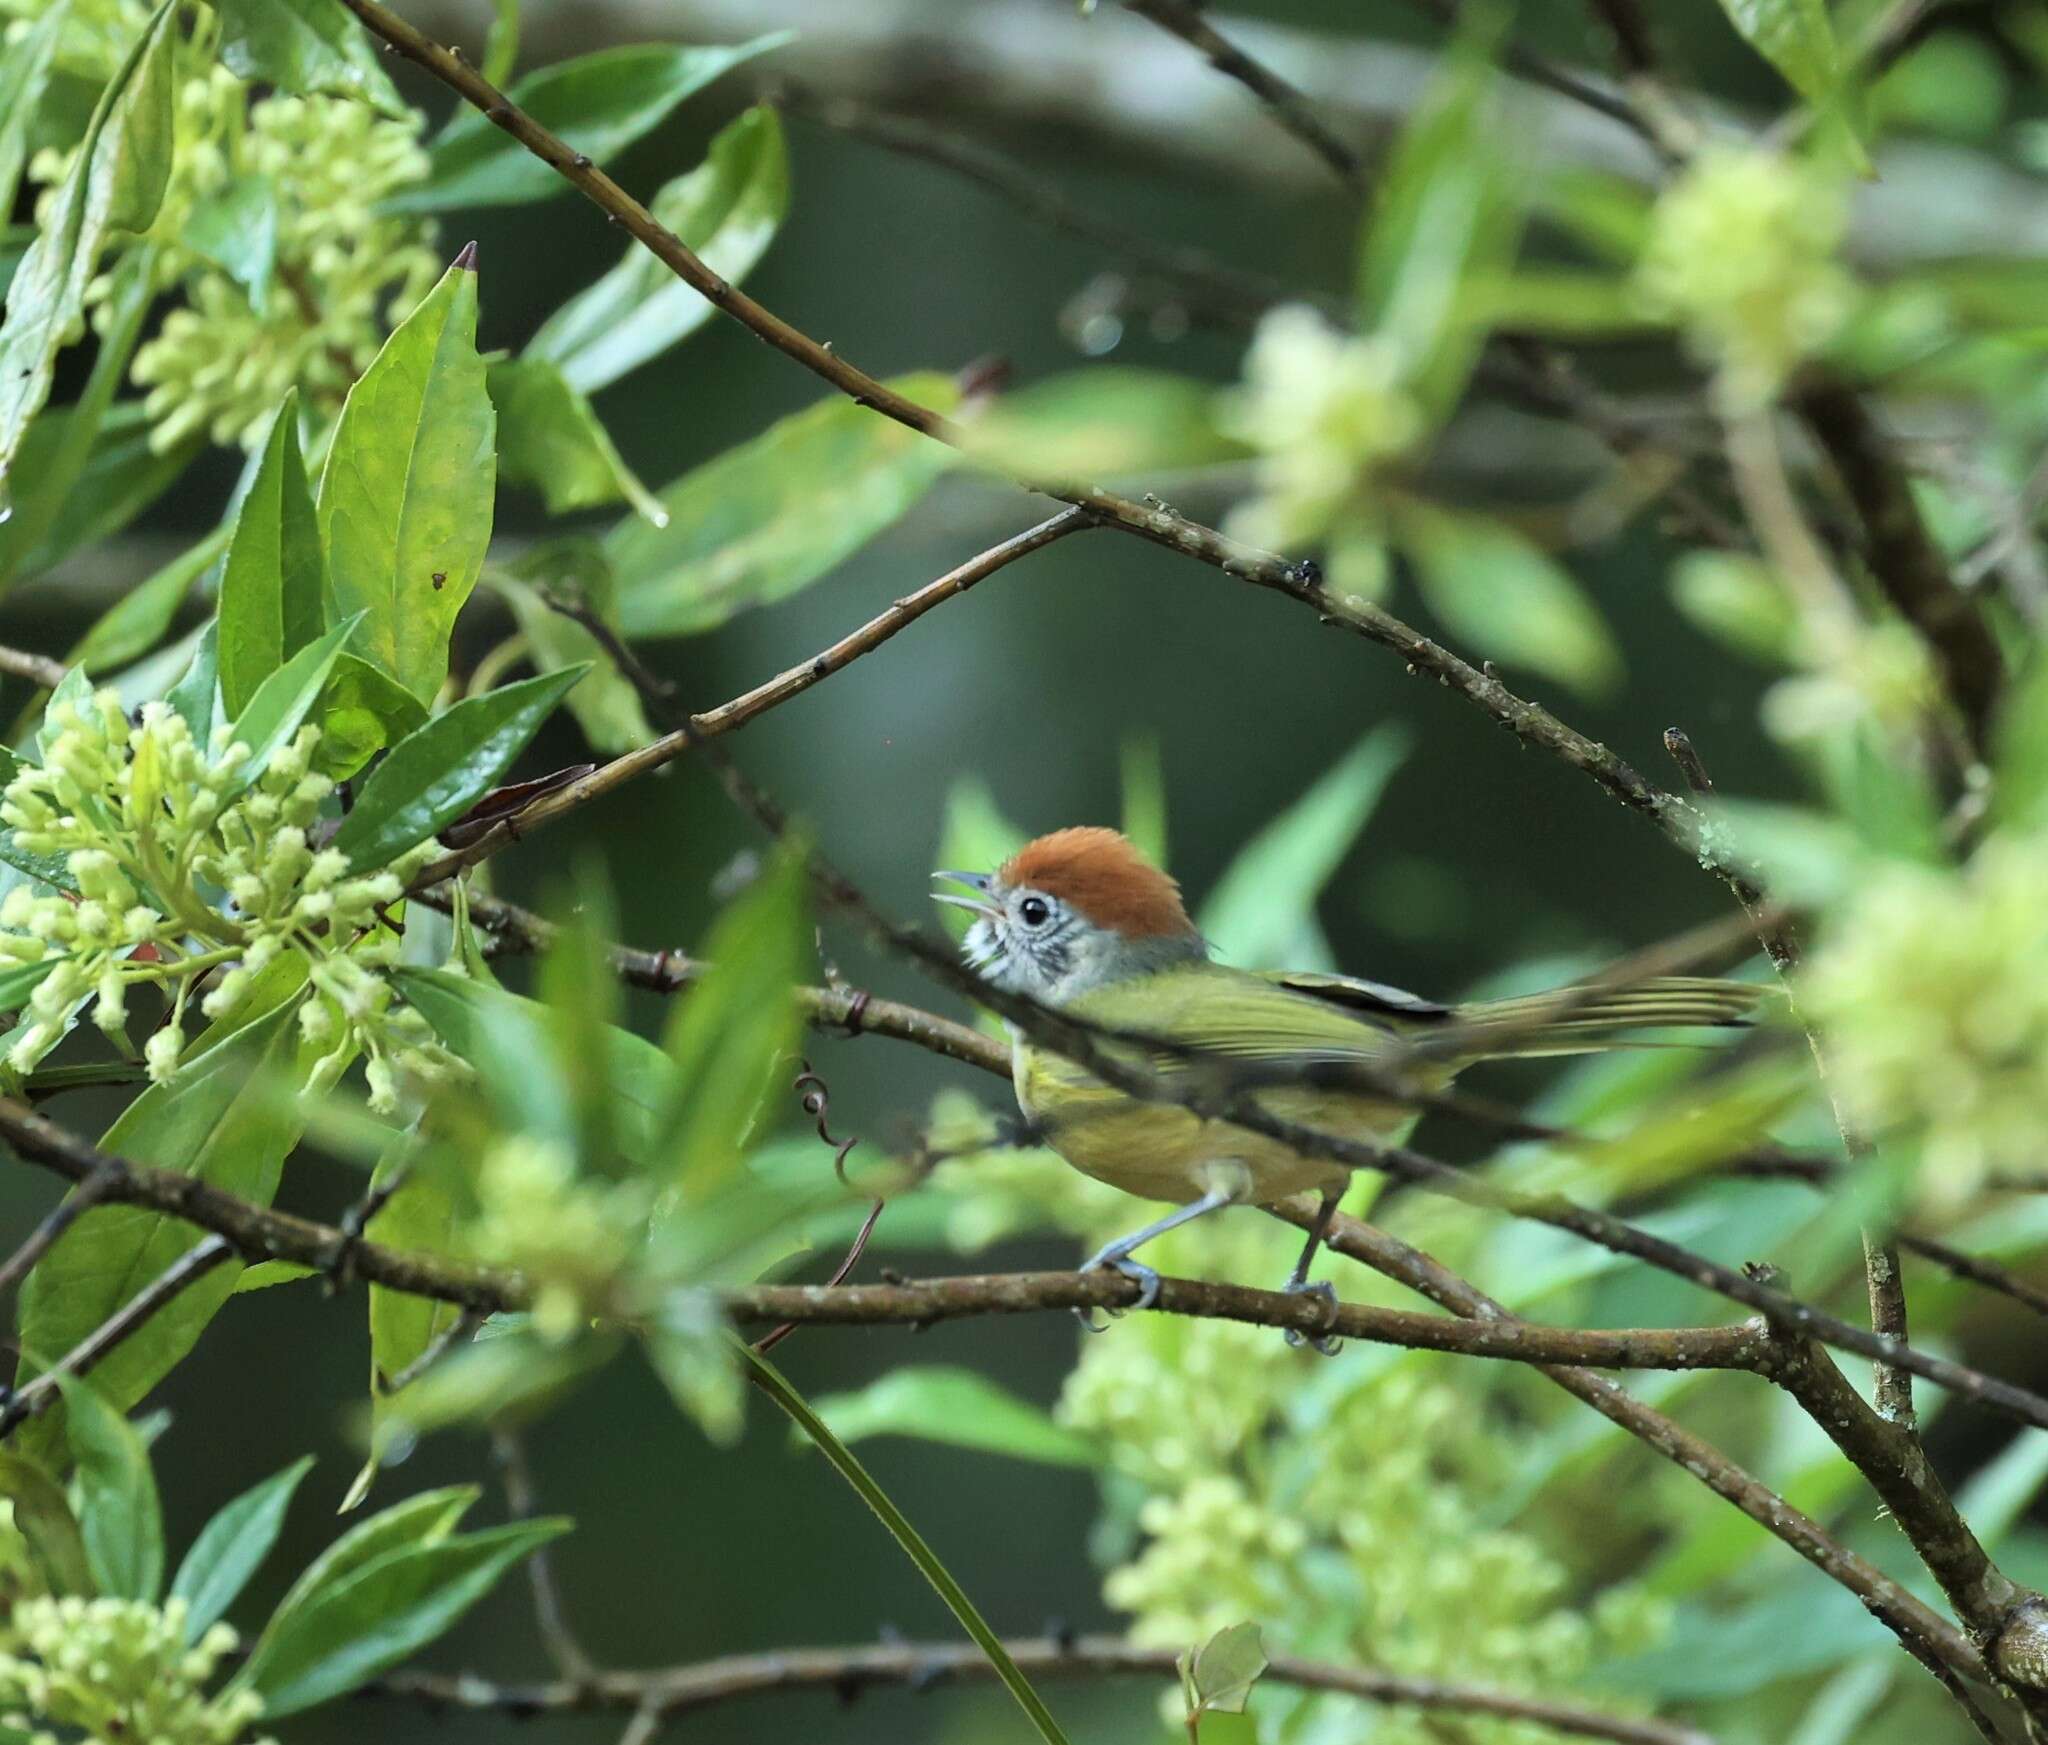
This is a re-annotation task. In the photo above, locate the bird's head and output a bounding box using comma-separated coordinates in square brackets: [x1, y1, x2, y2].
[934, 826, 1206, 1006]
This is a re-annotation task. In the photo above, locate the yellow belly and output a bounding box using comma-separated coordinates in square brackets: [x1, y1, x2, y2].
[1013, 1044, 1419, 1206]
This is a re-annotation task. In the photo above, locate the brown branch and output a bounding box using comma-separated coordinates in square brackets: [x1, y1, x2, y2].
[364, 1633, 1715, 1745]
[0, 1235, 233, 1433]
[1396, 0, 1659, 145]
[428, 886, 1009, 1078]
[1793, 380, 2006, 753]
[408, 509, 1090, 889]
[1269, 1202, 1993, 1700]
[0, 1099, 1770, 1376]
[0, 1157, 124, 1296]
[1899, 1234, 2048, 1324]
[494, 1428, 597, 1685]
[1664, 727, 1916, 1431]
[1764, 1325, 2048, 1710]
[774, 83, 1298, 329]
[1117, 0, 1366, 189]
[729, 1272, 1766, 1371]
[336, 0, 1738, 905]
[0, 643, 71, 692]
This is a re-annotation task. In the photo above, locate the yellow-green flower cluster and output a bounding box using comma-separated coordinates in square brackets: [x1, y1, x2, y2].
[1802, 830, 2048, 1207]
[132, 92, 440, 450]
[0, 691, 449, 1107]
[9, 0, 439, 451]
[468, 1136, 654, 1339]
[1634, 148, 1854, 408]
[0, 1595, 271, 1745]
[1052, 1208, 1666, 1742]
[1220, 304, 1424, 593]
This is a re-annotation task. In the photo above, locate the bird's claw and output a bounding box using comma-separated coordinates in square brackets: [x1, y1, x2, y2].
[1282, 1278, 1341, 1356]
[1074, 1251, 1162, 1333]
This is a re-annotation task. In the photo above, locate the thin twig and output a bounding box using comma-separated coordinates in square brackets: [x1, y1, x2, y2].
[1277, 1202, 1993, 1701]
[0, 643, 71, 691]
[0, 1158, 124, 1297]
[495, 1428, 598, 1685]
[751, 1059, 884, 1357]
[1664, 727, 1916, 1427]
[1118, 0, 1365, 190]
[1899, 1235, 2048, 1323]
[1793, 380, 2006, 754]
[407, 509, 1091, 889]
[775, 82, 1297, 328]
[363, 1633, 1716, 1745]
[335, 0, 1739, 909]
[0, 1236, 233, 1433]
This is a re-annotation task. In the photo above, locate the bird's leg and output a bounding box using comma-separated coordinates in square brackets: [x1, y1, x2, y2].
[1281, 1189, 1343, 1356]
[1073, 1186, 1236, 1333]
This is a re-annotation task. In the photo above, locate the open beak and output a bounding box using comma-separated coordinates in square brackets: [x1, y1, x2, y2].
[931, 869, 996, 919]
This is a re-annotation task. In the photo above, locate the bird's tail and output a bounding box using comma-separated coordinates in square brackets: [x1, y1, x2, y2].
[1450, 976, 1769, 1058]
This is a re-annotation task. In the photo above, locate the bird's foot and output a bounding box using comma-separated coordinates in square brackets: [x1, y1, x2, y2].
[1282, 1277, 1341, 1356]
[1072, 1249, 1163, 1332]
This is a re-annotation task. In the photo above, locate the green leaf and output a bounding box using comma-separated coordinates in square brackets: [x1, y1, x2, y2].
[237, 1514, 569, 1716]
[808, 1367, 1101, 1469]
[182, 173, 279, 313]
[263, 1483, 476, 1623]
[0, 1, 176, 496]
[14, 986, 308, 1469]
[657, 844, 806, 1200]
[0, 1449, 93, 1595]
[0, 956, 61, 1013]
[313, 651, 428, 781]
[487, 357, 665, 523]
[219, 392, 326, 715]
[1995, 649, 2048, 831]
[1120, 734, 1167, 869]
[1670, 549, 1799, 667]
[0, 3, 69, 221]
[607, 374, 959, 639]
[219, 612, 362, 796]
[492, 553, 653, 753]
[395, 968, 679, 1166]
[1400, 504, 1622, 698]
[318, 254, 495, 701]
[366, 1324, 614, 1443]
[394, 37, 790, 212]
[1715, 0, 1844, 111]
[56, 1371, 163, 1601]
[743, 1346, 1073, 1745]
[69, 525, 224, 674]
[1355, 15, 1522, 420]
[1199, 724, 1411, 972]
[481, 0, 520, 85]
[207, 0, 406, 118]
[330, 665, 586, 872]
[962, 368, 1248, 482]
[1182, 1622, 1267, 1718]
[0, 246, 165, 590]
[526, 104, 789, 392]
[165, 617, 220, 739]
[646, 1291, 743, 1443]
[170, 1455, 314, 1639]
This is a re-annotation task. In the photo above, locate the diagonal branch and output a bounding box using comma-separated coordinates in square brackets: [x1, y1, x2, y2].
[0, 1235, 233, 1434]
[1792, 381, 2007, 753]
[366, 1633, 1718, 1745]
[337, 0, 1740, 903]
[1272, 1201, 1996, 1708]
[407, 508, 1090, 888]
[1118, 0, 1366, 189]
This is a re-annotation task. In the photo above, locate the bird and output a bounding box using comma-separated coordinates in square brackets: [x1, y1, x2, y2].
[934, 826, 1765, 1350]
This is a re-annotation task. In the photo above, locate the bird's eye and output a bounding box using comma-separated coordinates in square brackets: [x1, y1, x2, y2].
[1018, 895, 1052, 928]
